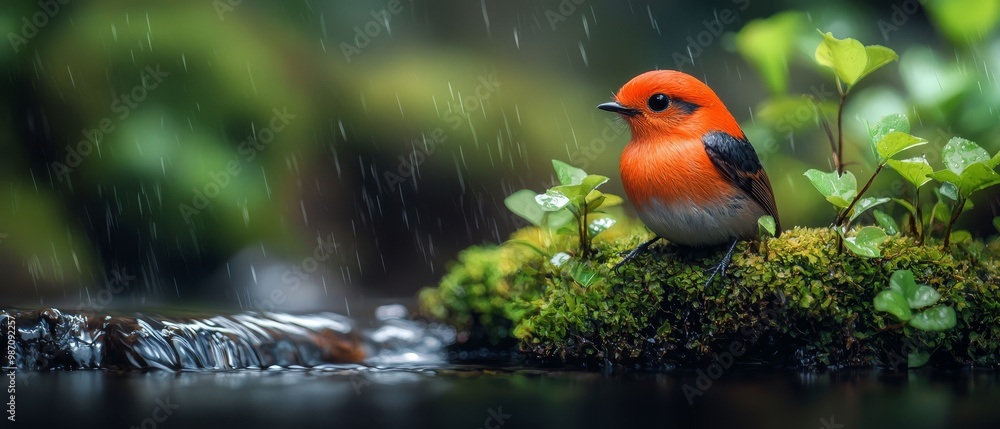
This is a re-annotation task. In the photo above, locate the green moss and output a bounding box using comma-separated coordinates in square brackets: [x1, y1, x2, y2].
[419, 225, 1000, 368]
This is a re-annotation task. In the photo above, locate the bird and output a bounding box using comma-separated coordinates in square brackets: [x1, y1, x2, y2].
[597, 70, 780, 286]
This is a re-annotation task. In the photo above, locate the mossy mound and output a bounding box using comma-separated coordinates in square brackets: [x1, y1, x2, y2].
[419, 226, 1000, 369]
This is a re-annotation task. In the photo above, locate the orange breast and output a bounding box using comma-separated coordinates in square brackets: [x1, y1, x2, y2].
[619, 137, 736, 209]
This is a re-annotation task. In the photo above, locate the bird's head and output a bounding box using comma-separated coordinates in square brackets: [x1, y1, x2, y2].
[598, 70, 744, 143]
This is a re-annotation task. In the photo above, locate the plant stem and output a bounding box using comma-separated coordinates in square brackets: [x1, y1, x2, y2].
[914, 191, 924, 245]
[836, 88, 848, 176]
[835, 163, 884, 226]
[942, 195, 964, 250]
[579, 206, 589, 258]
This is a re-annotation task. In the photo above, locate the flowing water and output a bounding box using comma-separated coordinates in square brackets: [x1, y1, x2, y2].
[4, 308, 1000, 428]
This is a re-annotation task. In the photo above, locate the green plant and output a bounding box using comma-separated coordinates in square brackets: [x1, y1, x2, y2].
[928, 137, 1000, 249]
[504, 160, 622, 258]
[873, 269, 957, 367]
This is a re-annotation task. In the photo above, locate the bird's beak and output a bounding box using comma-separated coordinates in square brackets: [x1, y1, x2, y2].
[597, 101, 640, 117]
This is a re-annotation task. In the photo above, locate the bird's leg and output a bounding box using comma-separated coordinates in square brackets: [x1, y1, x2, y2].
[704, 239, 739, 288]
[614, 236, 662, 275]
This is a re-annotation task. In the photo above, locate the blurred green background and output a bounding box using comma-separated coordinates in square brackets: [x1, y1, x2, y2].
[0, 0, 997, 309]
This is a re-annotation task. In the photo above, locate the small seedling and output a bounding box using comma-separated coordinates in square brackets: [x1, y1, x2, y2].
[873, 269, 956, 331]
[928, 137, 1000, 249]
[505, 160, 623, 259]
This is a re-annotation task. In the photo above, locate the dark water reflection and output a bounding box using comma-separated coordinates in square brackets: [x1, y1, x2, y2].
[12, 367, 1000, 429]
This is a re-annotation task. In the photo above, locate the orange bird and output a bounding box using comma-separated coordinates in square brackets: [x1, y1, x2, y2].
[598, 70, 780, 285]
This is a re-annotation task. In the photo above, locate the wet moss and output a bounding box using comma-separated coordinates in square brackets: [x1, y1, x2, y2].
[418, 225, 1000, 369]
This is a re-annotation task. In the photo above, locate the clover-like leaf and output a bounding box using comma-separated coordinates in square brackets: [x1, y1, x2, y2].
[587, 215, 617, 238]
[849, 197, 890, 223]
[758, 215, 777, 237]
[535, 191, 570, 212]
[873, 209, 898, 235]
[585, 191, 606, 212]
[874, 289, 912, 322]
[887, 157, 933, 188]
[815, 31, 898, 88]
[942, 137, 990, 175]
[908, 306, 957, 331]
[815, 31, 867, 86]
[889, 269, 941, 309]
[505, 189, 546, 226]
[842, 226, 888, 258]
[552, 159, 587, 186]
[804, 169, 857, 208]
[876, 132, 926, 162]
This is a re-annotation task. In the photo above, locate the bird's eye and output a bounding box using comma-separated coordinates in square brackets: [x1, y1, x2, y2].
[647, 93, 669, 112]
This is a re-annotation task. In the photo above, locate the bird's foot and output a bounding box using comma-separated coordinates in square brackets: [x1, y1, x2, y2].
[703, 239, 739, 289]
[614, 236, 662, 275]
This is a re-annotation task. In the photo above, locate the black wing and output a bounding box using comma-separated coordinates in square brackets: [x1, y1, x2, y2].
[702, 131, 781, 235]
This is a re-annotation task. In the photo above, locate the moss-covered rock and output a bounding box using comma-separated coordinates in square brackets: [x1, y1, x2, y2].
[418, 225, 1000, 369]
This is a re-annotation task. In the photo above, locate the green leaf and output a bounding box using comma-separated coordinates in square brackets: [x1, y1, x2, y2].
[923, 0, 1000, 45]
[535, 191, 570, 212]
[908, 351, 931, 368]
[546, 210, 575, 230]
[815, 31, 868, 86]
[814, 31, 898, 88]
[758, 215, 777, 237]
[842, 226, 888, 258]
[849, 197, 890, 223]
[932, 202, 950, 223]
[551, 159, 587, 186]
[942, 137, 990, 175]
[873, 209, 899, 235]
[908, 306, 957, 331]
[585, 191, 606, 212]
[804, 169, 857, 208]
[874, 289, 912, 321]
[734, 12, 805, 94]
[876, 132, 926, 162]
[597, 194, 624, 208]
[949, 230, 972, 244]
[504, 189, 546, 226]
[887, 157, 933, 188]
[569, 263, 601, 287]
[861, 45, 899, 82]
[889, 269, 941, 309]
[868, 114, 909, 145]
[587, 215, 617, 238]
[939, 182, 959, 201]
[993, 216, 1000, 234]
[892, 198, 916, 216]
[960, 162, 1000, 195]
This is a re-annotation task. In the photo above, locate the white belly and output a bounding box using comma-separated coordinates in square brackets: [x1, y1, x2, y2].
[638, 196, 765, 247]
